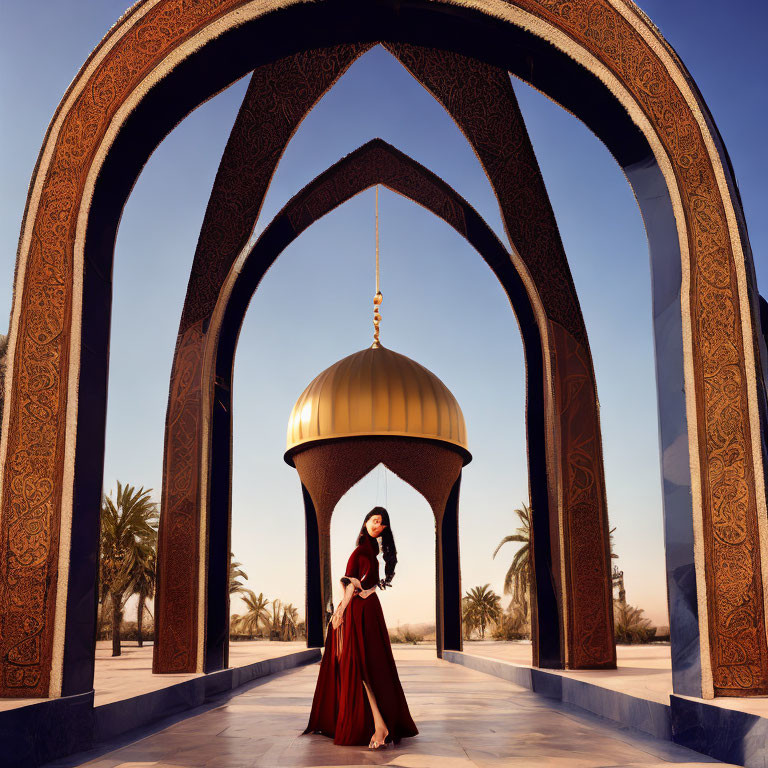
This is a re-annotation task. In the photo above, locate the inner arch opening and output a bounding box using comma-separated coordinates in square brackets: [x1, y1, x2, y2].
[332, 464, 437, 637]
[230, 190, 527, 651]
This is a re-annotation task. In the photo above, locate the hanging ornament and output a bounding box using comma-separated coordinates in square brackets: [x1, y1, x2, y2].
[372, 185, 383, 348]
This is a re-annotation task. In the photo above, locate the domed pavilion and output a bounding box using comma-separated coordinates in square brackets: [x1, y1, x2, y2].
[285, 343, 471, 656]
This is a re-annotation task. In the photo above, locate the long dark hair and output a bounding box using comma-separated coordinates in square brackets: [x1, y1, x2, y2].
[357, 506, 397, 589]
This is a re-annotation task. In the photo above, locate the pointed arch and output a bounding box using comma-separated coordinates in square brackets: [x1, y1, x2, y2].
[186, 137, 608, 669]
[156, 43, 614, 676]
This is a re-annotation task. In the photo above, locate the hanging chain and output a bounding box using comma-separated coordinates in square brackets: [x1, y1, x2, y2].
[373, 185, 383, 347]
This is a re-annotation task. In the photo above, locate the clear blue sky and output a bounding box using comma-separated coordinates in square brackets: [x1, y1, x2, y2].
[0, 2, 765, 629]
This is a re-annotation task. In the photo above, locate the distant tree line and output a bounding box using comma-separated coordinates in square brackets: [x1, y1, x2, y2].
[229, 566, 304, 641]
[461, 501, 662, 643]
[97, 482, 304, 656]
[96, 487, 661, 651]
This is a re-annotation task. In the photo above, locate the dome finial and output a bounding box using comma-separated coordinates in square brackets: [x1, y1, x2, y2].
[372, 185, 383, 348]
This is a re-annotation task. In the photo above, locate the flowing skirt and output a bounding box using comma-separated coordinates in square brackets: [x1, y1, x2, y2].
[304, 592, 418, 745]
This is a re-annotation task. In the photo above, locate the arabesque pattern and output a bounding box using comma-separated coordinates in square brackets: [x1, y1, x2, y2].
[551, 322, 613, 666]
[155, 43, 370, 673]
[0, 0, 252, 697]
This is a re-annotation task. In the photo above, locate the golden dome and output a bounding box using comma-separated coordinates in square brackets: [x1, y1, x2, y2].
[285, 345, 470, 465]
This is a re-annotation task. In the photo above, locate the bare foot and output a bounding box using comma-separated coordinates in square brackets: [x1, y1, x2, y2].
[369, 729, 389, 749]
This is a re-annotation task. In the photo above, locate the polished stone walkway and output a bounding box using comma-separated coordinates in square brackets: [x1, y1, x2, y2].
[53, 648, 732, 768]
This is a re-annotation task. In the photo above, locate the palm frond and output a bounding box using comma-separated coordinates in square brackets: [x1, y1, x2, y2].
[492, 534, 527, 559]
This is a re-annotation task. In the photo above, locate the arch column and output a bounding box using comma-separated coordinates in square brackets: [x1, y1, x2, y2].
[437, 475, 463, 655]
[314, 513, 333, 636]
[386, 42, 615, 670]
[302, 485, 325, 648]
[291, 439, 465, 654]
[152, 44, 371, 674]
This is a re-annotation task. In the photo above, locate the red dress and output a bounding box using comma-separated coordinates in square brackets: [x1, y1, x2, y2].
[304, 535, 418, 745]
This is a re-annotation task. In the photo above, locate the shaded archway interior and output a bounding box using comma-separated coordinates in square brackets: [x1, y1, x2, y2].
[293, 438, 464, 655]
[320, 460, 461, 644]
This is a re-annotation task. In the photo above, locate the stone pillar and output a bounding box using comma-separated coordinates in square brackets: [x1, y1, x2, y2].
[437, 476, 463, 654]
[203, 375, 233, 673]
[318, 515, 334, 638]
[302, 486, 325, 648]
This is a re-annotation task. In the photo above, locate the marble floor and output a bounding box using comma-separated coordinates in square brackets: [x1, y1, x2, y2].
[47, 647, 734, 768]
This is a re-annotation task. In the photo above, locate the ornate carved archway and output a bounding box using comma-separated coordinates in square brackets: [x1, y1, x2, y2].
[1, 1, 765, 700]
[157, 136, 613, 670]
[154, 44, 613, 677]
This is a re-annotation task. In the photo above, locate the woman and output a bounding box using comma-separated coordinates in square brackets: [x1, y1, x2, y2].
[304, 507, 418, 749]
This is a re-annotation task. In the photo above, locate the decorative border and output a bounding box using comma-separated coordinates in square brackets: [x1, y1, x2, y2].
[0, 0, 269, 697]
[475, 0, 768, 698]
[480, 0, 768, 697]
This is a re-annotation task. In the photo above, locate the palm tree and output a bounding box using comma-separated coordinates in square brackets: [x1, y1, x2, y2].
[492, 502, 531, 620]
[280, 603, 300, 640]
[100, 482, 159, 656]
[229, 553, 248, 595]
[462, 604, 477, 640]
[268, 598, 284, 640]
[129, 543, 156, 647]
[96, 588, 111, 640]
[462, 584, 502, 639]
[614, 600, 655, 643]
[232, 590, 270, 638]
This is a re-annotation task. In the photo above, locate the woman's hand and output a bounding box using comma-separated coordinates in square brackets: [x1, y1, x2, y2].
[331, 609, 344, 629]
